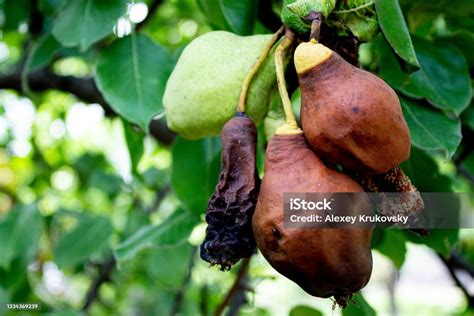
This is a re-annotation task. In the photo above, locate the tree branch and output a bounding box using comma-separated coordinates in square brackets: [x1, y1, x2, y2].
[214, 257, 251, 316]
[226, 273, 249, 316]
[0, 68, 176, 145]
[439, 253, 474, 308]
[82, 255, 116, 311]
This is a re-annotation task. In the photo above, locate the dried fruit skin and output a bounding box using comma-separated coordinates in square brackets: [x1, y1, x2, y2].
[201, 114, 260, 270]
[252, 133, 373, 300]
[295, 42, 411, 174]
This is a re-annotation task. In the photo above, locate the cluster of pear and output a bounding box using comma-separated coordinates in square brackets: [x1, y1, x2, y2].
[163, 24, 412, 306]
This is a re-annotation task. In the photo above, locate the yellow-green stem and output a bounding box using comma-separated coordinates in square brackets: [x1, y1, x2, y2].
[237, 26, 285, 113]
[275, 29, 301, 135]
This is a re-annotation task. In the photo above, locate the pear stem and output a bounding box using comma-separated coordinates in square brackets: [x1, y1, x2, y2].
[275, 28, 301, 134]
[309, 12, 323, 42]
[237, 26, 285, 113]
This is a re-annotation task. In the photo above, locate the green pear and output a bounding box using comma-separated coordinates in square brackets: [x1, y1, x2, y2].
[163, 31, 277, 140]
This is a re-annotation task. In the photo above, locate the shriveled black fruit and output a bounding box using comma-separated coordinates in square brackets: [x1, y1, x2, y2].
[200, 113, 260, 270]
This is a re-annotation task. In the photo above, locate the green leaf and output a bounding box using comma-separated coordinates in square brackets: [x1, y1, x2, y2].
[54, 215, 113, 268]
[147, 243, 194, 289]
[122, 119, 144, 175]
[401, 98, 462, 160]
[114, 209, 198, 264]
[375, 0, 419, 67]
[52, 0, 127, 50]
[142, 167, 169, 189]
[28, 33, 61, 71]
[436, 30, 474, 67]
[342, 294, 376, 316]
[0, 204, 42, 269]
[374, 230, 407, 268]
[96, 34, 171, 132]
[400, 38, 472, 116]
[378, 36, 472, 116]
[88, 171, 123, 196]
[401, 147, 453, 192]
[2, 0, 31, 31]
[171, 136, 221, 215]
[197, 0, 256, 35]
[405, 229, 459, 257]
[289, 305, 323, 316]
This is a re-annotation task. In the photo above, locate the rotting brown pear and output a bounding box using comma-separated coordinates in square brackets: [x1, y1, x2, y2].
[201, 113, 260, 270]
[252, 132, 373, 306]
[294, 40, 411, 175]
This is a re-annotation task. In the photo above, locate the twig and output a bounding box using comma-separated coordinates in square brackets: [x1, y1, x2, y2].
[227, 273, 249, 316]
[170, 247, 198, 316]
[438, 253, 474, 308]
[214, 257, 251, 316]
[447, 253, 474, 277]
[82, 255, 116, 311]
[136, 0, 164, 31]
